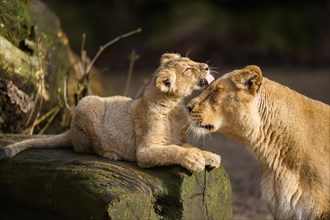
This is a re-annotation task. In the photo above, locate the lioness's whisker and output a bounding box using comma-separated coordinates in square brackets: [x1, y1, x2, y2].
[207, 132, 213, 141]
[182, 120, 194, 138]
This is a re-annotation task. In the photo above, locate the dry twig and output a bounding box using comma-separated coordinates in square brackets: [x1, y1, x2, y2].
[123, 50, 140, 96]
[86, 28, 142, 74]
[134, 78, 150, 99]
[73, 28, 142, 105]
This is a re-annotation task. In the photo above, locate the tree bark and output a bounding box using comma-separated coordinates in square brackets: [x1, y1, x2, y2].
[0, 79, 34, 132]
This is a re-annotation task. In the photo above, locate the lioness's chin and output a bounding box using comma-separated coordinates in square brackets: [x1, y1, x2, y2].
[191, 122, 220, 135]
[190, 127, 206, 135]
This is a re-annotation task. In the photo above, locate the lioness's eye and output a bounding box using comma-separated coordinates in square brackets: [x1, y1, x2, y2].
[210, 91, 219, 102]
[183, 67, 192, 73]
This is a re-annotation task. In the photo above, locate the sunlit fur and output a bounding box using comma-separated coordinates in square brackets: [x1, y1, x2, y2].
[187, 65, 330, 220]
[1, 53, 220, 173]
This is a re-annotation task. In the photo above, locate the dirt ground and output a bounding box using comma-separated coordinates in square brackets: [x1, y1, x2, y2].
[193, 67, 330, 220]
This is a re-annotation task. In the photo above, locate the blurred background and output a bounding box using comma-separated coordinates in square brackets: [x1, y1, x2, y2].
[41, 0, 329, 219]
[43, 0, 329, 98]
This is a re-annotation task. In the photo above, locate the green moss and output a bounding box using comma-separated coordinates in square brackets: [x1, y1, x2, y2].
[108, 194, 158, 220]
[0, 0, 33, 48]
[178, 168, 232, 220]
[204, 168, 232, 220]
[0, 1, 82, 133]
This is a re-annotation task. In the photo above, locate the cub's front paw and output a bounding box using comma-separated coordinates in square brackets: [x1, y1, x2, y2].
[181, 150, 205, 173]
[201, 151, 221, 168]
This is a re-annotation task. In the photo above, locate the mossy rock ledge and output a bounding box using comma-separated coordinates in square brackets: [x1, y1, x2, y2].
[0, 0, 81, 133]
[0, 135, 232, 220]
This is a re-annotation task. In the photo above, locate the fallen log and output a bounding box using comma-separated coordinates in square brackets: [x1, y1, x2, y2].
[0, 135, 232, 220]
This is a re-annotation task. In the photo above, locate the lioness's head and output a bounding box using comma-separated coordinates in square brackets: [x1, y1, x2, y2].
[187, 65, 263, 137]
[154, 53, 214, 97]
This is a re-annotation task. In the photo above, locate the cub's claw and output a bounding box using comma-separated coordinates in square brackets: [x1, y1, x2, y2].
[181, 150, 205, 173]
[201, 151, 221, 168]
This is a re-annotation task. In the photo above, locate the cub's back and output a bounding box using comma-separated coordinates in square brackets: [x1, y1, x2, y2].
[72, 95, 136, 157]
[100, 96, 136, 149]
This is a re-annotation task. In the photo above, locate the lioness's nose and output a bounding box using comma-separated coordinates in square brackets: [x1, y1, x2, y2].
[187, 103, 194, 113]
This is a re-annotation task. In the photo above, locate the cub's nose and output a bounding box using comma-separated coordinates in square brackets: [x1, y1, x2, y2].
[198, 78, 209, 87]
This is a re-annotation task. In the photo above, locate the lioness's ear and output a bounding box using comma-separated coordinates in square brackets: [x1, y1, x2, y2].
[155, 70, 176, 93]
[161, 53, 181, 63]
[232, 65, 263, 94]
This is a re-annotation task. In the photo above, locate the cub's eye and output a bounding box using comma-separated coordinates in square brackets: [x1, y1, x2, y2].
[183, 67, 192, 73]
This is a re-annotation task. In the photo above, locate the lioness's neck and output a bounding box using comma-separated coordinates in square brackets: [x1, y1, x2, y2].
[247, 78, 304, 172]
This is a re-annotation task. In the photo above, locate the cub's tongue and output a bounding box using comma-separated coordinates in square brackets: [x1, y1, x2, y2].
[205, 74, 215, 85]
[198, 74, 215, 87]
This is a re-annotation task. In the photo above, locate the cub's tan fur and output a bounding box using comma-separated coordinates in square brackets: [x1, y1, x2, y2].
[187, 65, 330, 219]
[0, 53, 220, 173]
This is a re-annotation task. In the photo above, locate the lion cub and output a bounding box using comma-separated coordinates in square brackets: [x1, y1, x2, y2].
[0, 53, 220, 173]
[187, 66, 329, 219]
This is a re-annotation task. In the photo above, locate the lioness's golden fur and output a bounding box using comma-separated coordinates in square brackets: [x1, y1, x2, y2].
[0, 53, 220, 173]
[187, 65, 330, 219]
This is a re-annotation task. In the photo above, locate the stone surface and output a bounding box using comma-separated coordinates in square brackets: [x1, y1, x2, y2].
[0, 135, 232, 220]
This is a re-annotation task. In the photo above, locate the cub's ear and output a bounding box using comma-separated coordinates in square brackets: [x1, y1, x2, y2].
[155, 70, 176, 93]
[231, 65, 263, 94]
[160, 53, 181, 63]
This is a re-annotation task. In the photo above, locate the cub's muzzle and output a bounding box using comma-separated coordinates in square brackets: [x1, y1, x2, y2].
[198, 74, 214, 87]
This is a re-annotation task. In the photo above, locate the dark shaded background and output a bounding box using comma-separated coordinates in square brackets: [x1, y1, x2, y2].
[43, 0, 329, 76]
[41, 1, 329, 219]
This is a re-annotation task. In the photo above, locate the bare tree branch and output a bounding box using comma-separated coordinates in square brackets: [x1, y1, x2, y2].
[86, 28, 142, 74]
[123, 50, 140, 96]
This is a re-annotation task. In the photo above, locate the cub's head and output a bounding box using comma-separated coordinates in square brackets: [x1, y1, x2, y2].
[187, 65, 263, 136]
[154, 53, 214, 97]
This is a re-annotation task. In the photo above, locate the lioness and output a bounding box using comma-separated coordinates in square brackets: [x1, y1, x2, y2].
[187, 65, 330, 219]
[0, 53, 221, 172]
